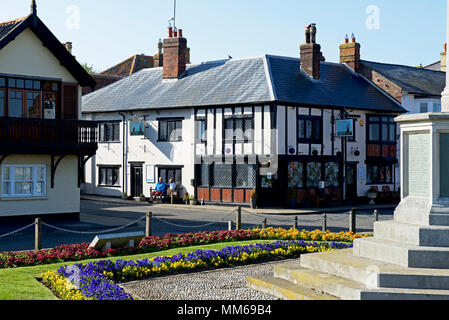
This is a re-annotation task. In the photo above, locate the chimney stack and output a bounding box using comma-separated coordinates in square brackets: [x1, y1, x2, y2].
[340, 33, 361, 73]
[163, 25, 187, 79]
[64, 42, 73, 54]
[441, 42, 447, 72]
[300, 23, 322, 79]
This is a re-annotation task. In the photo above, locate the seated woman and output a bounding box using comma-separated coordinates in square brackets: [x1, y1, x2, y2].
[167, 179, 178, 196]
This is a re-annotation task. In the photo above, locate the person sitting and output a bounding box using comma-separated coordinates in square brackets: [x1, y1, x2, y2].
[167, 179, 177, 195]
[152, 177, 168, 199]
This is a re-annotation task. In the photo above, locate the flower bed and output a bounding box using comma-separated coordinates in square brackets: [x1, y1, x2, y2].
[42, 240, 353, 300]
[0, 228, 370, 269]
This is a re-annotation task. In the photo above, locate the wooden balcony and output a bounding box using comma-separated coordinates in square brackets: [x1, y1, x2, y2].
[0, 117, 98, 156]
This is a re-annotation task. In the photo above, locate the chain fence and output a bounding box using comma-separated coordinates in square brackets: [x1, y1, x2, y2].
[0, 206, 393, 251]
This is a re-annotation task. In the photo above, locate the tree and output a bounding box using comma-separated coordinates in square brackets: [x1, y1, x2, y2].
[82, 63, 96, 74]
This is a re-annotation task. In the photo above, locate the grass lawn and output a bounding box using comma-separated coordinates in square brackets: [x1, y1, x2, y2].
[0, 240, 277, 301]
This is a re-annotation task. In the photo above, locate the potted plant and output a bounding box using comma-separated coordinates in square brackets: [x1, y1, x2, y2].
[367, 187, 378, 205]
[289, 187, 297, 209]
[183, 192, 190, 205]
[250, 189, 257, 209]
[138, 194, 147, 202]
[121, 193, 128, 200]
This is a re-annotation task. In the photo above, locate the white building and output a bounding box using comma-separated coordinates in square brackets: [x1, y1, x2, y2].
[82, 25, 405, 208]
[0, 2, 97, 219]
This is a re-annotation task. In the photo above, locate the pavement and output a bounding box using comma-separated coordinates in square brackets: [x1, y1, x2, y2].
[80, 194, 398, 216]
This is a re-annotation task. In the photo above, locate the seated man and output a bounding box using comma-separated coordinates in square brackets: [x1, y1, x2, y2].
[152, 177, 168, 198]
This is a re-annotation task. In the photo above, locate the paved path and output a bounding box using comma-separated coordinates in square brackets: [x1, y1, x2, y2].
[0, 196, 395, 252]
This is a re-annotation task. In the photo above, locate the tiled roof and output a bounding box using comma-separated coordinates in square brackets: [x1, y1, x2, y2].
[82, 55, 405, 114]
[100, 54, 154, 78]
[361, 60, 445, 97]
[0, 17, 25, 40]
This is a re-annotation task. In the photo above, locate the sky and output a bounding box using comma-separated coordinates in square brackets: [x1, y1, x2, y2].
[1, 0, 447, 72]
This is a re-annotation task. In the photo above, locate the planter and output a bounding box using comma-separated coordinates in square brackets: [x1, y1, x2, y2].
[290, 199, 297, 209]
[251, 198, 257, 209]
[190, 200, 196, 205]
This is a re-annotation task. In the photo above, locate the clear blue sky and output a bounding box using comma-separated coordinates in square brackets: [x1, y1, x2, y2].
[1, 0, 447, 72]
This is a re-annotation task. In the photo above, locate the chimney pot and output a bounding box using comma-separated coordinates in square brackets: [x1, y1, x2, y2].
[168, 25, 173, 38]
[351, 33, 356, 43]
[178, 29, 183, 38]
[173, 27, 178, 38]
[344, 34, 349, 44]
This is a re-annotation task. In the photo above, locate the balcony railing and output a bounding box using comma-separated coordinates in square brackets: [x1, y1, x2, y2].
[0, 117, 98, 155]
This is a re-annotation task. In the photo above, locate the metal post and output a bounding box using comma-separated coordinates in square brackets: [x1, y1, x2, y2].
[322, 213, 327, 232]
[262, 218, 267, 229]
[145, 212, 152, 237]
[349, 208, 356, 233]
[236, 207, 242, 230]
[374, 209, 379, 222]
[35, 218, 42, 251]
[293, 216, 298, 230]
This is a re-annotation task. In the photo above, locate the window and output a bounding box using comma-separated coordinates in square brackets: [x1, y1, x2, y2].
[196, 119, 207, 142]
[367, 116, 396, 143]
[98, 167, 120, 187]
[199, 163, 210, 187]
[159, 119, 183, 142]
[212, 163, 233, 187]
[1, 165, 46, 198]
[298, 116, 322, 144]
[26, 92, 42, 119]
[99, 122, 120, 142]
[8, 90, 23, 118]
[325, 162, 340, 187]
[420, 103, 428, 113]
[43, 92, 57, 120]
[433, 103, 442, 113]
[235, 164, 257, 188]
[288, 162, 304, 189]
[306, 162, 322, 187]
[158, 167, 182, 184]
[224, 117, 254, 143]
[367, 164, 393, 184]
[0, 89, 4, 117]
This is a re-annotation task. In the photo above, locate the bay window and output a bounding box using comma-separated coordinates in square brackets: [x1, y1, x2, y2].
[1, 165, 46, 198]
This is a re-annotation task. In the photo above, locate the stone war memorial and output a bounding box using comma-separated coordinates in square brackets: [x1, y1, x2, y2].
[248, 1, 449, 300]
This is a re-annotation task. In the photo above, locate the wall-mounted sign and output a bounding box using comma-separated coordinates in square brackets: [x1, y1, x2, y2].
[130, 120, 145, 136]
[146, 165, 155, 183]
[336, 119, 354, 137]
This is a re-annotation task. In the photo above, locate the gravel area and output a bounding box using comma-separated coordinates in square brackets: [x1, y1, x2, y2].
[121, 260, 296, 300]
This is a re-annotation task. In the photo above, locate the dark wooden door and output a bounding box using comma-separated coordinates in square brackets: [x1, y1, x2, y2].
[131, 165, 143, 198]
[346, 163, 358, 202]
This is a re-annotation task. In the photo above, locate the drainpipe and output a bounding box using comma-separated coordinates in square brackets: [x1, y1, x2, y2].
[119, 112, 127, 195]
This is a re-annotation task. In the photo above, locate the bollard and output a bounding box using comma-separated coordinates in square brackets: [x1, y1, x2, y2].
[228, 221, 234, 231]
[374, 209, 379, 222]
[349, 208, 356, 233]
[35, 218, 42, 251]
[262, 218, 267, 229]
[293, 216, 298, 230]
[236, 207, 242, 230]
[322, 213, 327, 232]
[145, 212, 152, 237]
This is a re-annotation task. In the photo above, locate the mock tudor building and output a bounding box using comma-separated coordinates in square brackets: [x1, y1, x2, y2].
[0, 1, 98, 218]
[82, 24, 406, 208]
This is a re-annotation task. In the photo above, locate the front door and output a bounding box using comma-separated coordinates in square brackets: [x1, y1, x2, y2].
[131, 165, 143, 198]
[346, 163, 358, 202]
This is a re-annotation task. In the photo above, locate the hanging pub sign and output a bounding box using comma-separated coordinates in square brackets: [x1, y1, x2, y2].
[336, 119, 354, 137]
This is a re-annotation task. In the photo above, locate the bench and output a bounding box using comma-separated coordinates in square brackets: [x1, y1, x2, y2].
[89, 231, 145, 253]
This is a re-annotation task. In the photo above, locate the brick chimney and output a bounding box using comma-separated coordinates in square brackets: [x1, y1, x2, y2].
[340, 33, 361, 73]
[300, 23, 322, 79]
[163, 25, 187, 79]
